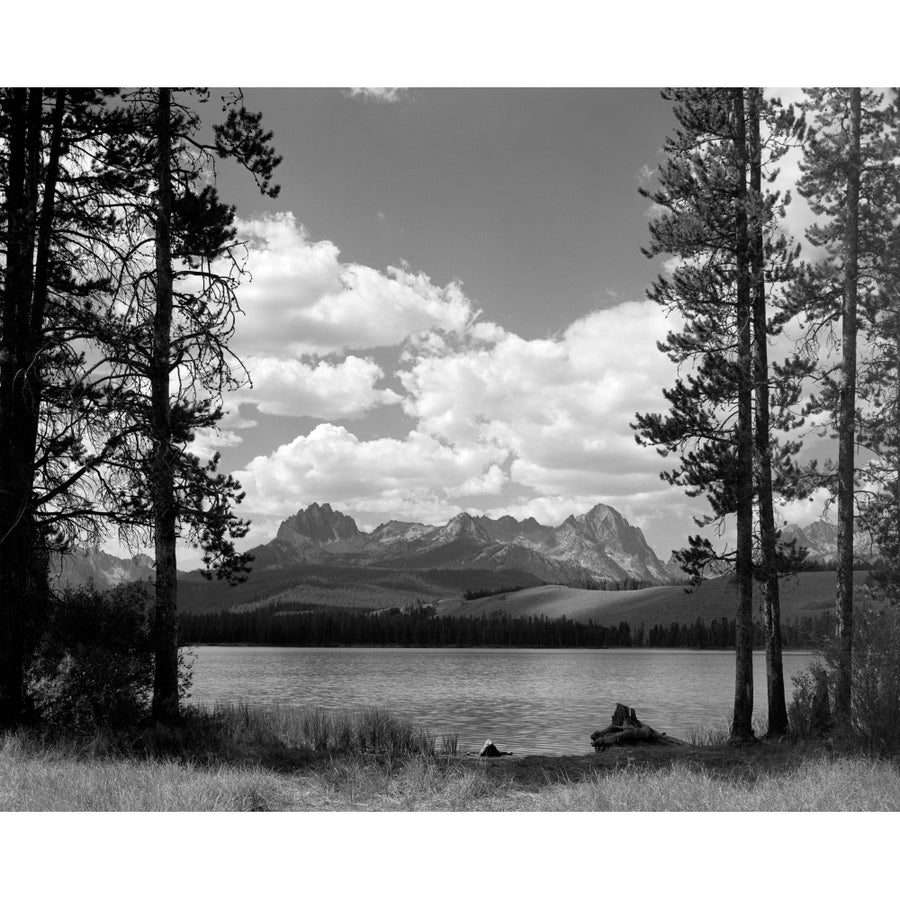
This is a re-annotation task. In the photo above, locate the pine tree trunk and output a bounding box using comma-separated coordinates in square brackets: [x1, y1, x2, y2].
[150, 88, 181, 723]
[834, 88, 861, 726]
[0, 89, 63, 727]
[0, 89, 30, 728]
[748, 88, 788, 737]
[731, 88, 755, 742]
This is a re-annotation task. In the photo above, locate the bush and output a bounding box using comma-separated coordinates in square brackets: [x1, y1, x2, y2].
[788, 664, 831, 741]
[851, 605, 900, 753]
[788, 604, 900, 753]
[28, 582, 156, 730]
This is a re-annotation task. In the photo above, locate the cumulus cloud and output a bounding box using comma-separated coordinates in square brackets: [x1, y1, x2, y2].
[345, 88, 409, 104]
[234, 423, 506, 522]
[240, 354, 401, 418]
[451, 463, 508, 498]
[775, 487, 835, 529]
[233, 214, 474, 356]
[189, 399, 257, 461]
[399, 300, 680, 497]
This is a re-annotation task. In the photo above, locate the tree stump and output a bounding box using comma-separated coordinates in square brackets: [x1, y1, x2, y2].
[590, 703, 685, 751]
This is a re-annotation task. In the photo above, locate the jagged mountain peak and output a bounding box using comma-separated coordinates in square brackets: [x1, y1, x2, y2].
[472, 513, 553, 545]
[440, 512, 491, 541]
[276, 502, 361, 545]
[368, 520, 436, 545]
[549, 504, 668, 582]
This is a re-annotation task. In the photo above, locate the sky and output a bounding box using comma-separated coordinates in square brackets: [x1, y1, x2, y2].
[144, 85, 836, 568]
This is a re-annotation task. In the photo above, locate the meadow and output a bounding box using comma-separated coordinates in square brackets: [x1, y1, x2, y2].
[1, 703, 897, 811]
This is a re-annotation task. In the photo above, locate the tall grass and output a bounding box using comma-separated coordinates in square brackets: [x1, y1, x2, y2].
[686, 714, 769, 746]
[0, 730, 294, 811]
[2, 712, 899, 810]
[202, 702, 449, 758]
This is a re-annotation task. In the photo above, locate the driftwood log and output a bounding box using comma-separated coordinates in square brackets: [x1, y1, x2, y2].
[590, 704, 685, 751]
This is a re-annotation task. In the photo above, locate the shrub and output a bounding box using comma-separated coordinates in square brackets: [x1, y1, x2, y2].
[28, 582, 156, 730]
[788, 604, 900, 753]
[851, 605, 900, 753]
[788, 664, 831, 741]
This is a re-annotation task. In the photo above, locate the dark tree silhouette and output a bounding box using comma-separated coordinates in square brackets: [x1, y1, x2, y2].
[0, 88, 139, 726]
[97, 88, 281, 722]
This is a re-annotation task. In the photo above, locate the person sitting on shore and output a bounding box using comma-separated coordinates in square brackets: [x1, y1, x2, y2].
[478, 739, 513, 757]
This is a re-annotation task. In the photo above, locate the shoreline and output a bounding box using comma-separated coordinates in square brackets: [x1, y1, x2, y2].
[2, 707, 896, 811]
[186, 642, 820, 652]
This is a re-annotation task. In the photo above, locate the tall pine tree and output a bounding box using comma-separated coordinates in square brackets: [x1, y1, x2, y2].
[794, 88, 896, 726]
[636, 88, 802, 741]
[98, 88, 280, 721]
[635, 88, 756, 740]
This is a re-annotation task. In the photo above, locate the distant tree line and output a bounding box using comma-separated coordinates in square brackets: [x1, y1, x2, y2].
[179, 605, 835, 650]
[460, 577, 669, 600]
[461, 585, 528, 601]
[561, 576, 667, 591]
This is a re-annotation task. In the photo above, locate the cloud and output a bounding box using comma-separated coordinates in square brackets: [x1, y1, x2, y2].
[775, 487, 835, 528]
[220, 297, 733, 556]
[235, 423, 506, 523]
[451, 463, 508, 498]
[399, 299, 681, 498]
[240, 354, 401, 419]
[233, 214, 474, 356]
[345, 88, 409, 104]
[189, 424, 245, 461]
[189, 400, 257, 461]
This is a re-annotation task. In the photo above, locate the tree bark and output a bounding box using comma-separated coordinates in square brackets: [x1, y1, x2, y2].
[150, 87, 181, 723]
[748, 87, 788, 737]
[834, 88, 861, 726]
[0, 89, 30, 728]
[0, 89, 65, 727]
[731, 88, 755, 742]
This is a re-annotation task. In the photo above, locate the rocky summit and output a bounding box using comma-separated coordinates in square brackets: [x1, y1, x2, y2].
[252, 501, 673, 584]
[779, 520, 875, 564]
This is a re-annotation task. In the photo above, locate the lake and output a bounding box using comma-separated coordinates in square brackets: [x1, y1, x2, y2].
[188, 646, 814, 755]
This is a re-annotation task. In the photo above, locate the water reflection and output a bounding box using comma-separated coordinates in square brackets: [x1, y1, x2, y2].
[188, 647, 813, 756]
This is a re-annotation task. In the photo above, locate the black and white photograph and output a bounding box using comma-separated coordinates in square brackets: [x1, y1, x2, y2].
[0, 5, 897, 893]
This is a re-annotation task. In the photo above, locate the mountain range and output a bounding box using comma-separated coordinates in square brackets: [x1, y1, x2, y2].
[780, 520, 875, 565]
[248, 501, 673, 584]
[51, 549, 157, 590]
[53, 506, 871, 598]
[54, 501, 674, 590]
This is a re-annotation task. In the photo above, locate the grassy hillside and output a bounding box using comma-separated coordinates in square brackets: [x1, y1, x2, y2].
[177, 564, 543, 613]
[435, 570, 873, 627]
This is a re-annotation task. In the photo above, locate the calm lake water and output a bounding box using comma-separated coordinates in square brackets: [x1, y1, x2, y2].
[188, 646, 813, 756]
